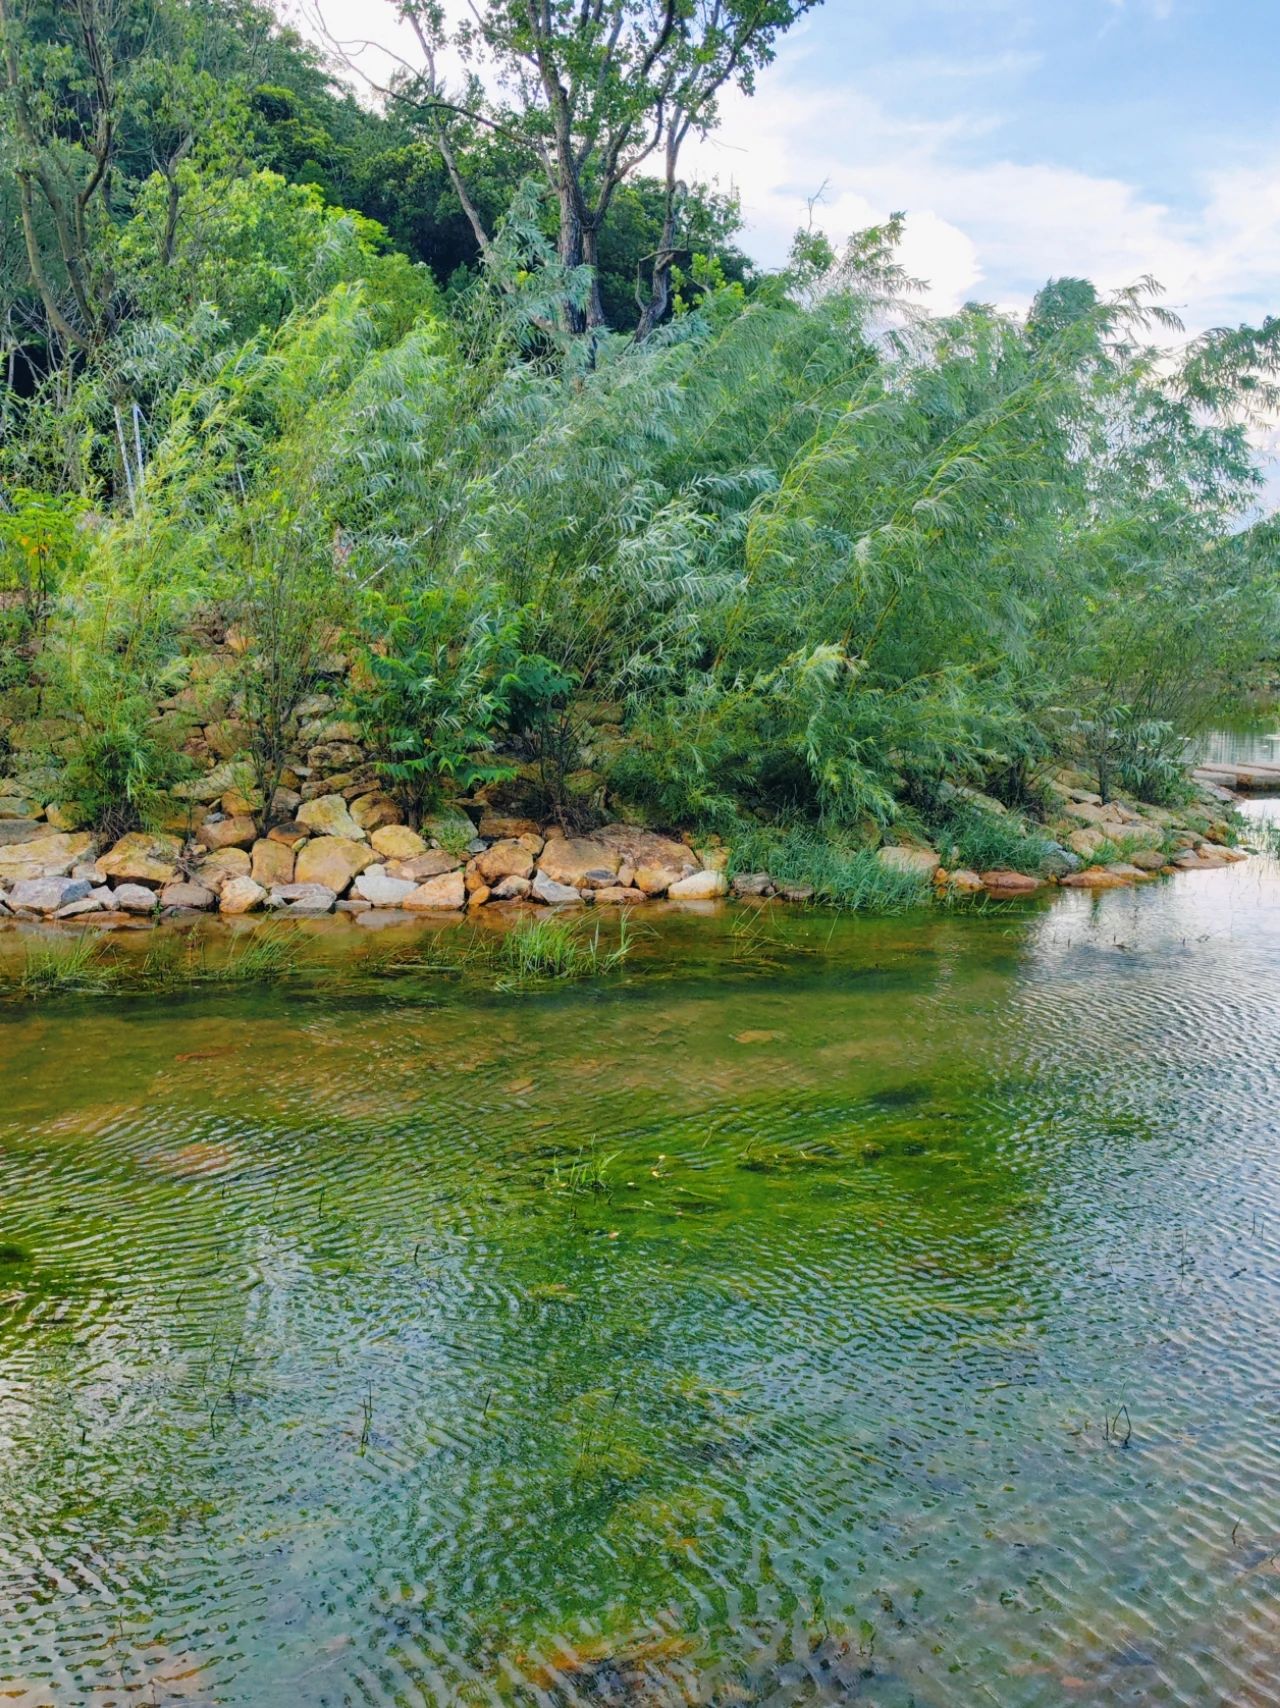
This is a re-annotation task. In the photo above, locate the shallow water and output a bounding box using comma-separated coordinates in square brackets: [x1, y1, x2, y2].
[3, 795, 1280, 1704]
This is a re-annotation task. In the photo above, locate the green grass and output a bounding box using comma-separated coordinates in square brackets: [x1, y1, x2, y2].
[728, 824, 933, 914]
[496, 913, 631, 988]
[7, 922, 303, 1004]
[935, 803, 1057, 875]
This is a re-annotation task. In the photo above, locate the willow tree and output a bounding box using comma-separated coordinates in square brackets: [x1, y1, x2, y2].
[390, 0, 819, 336]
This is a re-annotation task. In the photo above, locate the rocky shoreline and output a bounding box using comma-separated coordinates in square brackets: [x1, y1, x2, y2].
[0, 775, 1254, 928]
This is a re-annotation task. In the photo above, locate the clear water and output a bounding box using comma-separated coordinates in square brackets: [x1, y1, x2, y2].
[2, 789, 1280, 1705]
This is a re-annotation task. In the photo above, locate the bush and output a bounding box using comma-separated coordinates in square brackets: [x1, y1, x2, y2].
[936, 801, 1057, 874]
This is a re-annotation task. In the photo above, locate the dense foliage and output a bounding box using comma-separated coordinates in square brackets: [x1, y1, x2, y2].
[1, 0, 1277, 866]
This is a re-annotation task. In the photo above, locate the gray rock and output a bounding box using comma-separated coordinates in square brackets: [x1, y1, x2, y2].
[55, 895, 104, 919]
[269, 882, 337, 913]
[0, 820, 48, 847]
[8, 876, 91, 915]
[531, 870, 584, 906]
[336, 897, 372, 913]
[731, 872, 773, 897]
[353, 870, 418, 908]
[113, 883, 161, 915]
[1040, 843, 1080, 877]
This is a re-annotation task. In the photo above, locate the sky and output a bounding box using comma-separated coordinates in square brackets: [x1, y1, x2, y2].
[289, 0, 1280, 339]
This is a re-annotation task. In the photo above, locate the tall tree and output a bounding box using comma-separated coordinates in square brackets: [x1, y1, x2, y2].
[386, 0, 820, 336]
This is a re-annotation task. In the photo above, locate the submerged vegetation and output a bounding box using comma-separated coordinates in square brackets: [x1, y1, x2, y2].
[0, 0, 1277, 904]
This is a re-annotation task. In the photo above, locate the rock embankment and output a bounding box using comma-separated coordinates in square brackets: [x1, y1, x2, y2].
[0, 799, 740, 922]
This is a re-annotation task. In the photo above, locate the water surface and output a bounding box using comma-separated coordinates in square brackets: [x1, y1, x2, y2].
[2, 791, 1280, 1705]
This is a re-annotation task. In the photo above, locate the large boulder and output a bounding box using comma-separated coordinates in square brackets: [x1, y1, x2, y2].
[353, 869, 418, 908]
[471, 839, 535, 885]
[0, 831, 95, 881]
[219, 876, 267, 914]
[250, 838, 295, 887]
[668, 869, 729, 900]
[538, 836, 622, 888]
[297, 793, 365, 840]
[7, 876, 91, 915]
[594, 823, 699, 873]
[403, 869, 466, 910]
[370, 824, 426, 861]
[96, 831, 182, 885]
[294, 835, 375, 895]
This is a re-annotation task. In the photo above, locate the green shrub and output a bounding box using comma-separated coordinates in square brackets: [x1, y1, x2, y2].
[936, 802, 1057, 875]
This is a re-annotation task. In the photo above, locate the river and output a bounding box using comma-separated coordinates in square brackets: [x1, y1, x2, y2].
[1, 740, 1279, 1706]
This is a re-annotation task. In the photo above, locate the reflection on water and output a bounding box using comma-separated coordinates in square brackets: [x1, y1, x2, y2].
[3, 761, 1280, 1704]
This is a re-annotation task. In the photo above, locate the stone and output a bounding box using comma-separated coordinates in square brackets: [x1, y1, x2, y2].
[335, 897, 371, 913]
[0, 831, 94, 881]
[113, 882, 162, 915]
[592, 885, 645, 905]
[633, 864, 685, 897]
[160, 881, 216, 910]
[1040, 844, 1080, 878]
[537, 836, 623, 887]
[0, 795, 40, 819]
[877, 845, 940, 878]
[354, 870, 418, 908]
[468, 884, 492, 908]
[668, 869, 730, 900]
[471, 839, 535, 885]
[250, 838, 295, 887]
[297, 793, 365, 840]
[269, 882, 337, 913]
[531, 869, 585, 906]
[7, 876, 91, 915]
[43, 801, 86, 831]
[478, 811, 540, 839]
[777, 884, 815, 902]
[307, 741, 365, 772]
[55, 896, 104, 919]
[517, 832, 545, 856]
[0, 819, 51, 847]
[96, 831, 182, 885]
[219, 876, 267, 914]
[197, 813, 257, 851]
[1106, 861, 1151, 881]
[731, 872, 773, 898]
[490, 875, 532, 901]
[947, 869, 985, 893]
[384, 850, 461, 883]
[979, 870, 1042, 893]
[370, 824, 426, 860]
[294, 835, 375, 895]
[594, 824, 699, 876]
[1060, 868, 1134, 889]
[1129, 848, 1168, 872]
[1171, 849, 1229, 870]
[422, 806, 476, 847]
[203, 718, 252, 759]
[199, 847, 252, 890]
[269, 786, 302, 822]
[350, 793, 403, 832]
[403, 869, 467, 910]
[267, 820, 310, 847]
[174, 758, 256, 804]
